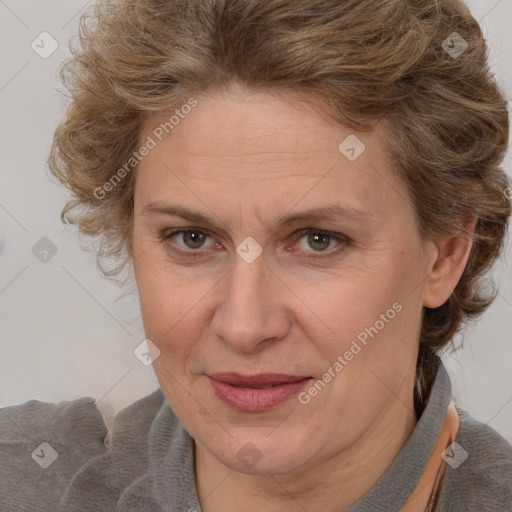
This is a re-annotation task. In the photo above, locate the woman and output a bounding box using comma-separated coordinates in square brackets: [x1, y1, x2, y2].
[1, 0, 511, 510]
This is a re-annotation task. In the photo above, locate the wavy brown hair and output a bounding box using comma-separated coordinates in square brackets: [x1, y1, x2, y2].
[48, 0, 511, 410]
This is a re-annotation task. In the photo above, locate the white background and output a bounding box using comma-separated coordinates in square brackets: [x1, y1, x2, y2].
[0, 0, 511, 442]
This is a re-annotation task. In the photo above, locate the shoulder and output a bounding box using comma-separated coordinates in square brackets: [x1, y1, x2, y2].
[440, 405, 512, 511]
[59, 388, 168, 511]
[0, 389, 166, 511]
[0, 395, 108, 509]
[0, 395, 108, 442]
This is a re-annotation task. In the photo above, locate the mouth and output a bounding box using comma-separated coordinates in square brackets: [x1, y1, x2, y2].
[208, 372, 312, 387]
[207, 373, 313, 411]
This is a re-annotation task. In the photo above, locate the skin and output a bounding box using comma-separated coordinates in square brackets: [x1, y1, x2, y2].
[132, 81, 474, 512]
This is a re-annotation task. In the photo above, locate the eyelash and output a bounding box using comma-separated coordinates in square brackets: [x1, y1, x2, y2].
[160, 228, 350, 260]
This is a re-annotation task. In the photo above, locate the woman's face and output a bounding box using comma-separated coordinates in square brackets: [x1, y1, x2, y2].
[132, 83, 437, 475]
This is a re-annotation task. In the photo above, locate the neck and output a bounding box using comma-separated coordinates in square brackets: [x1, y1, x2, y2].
[194, 384, 418, 512]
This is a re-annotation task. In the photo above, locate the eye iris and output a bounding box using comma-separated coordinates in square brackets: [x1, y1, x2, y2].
[184, 231, 207, 249]
[308, 233, 330, 251]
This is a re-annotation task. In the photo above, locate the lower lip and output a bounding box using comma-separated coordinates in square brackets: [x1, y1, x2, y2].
[208, 377, 313, 411]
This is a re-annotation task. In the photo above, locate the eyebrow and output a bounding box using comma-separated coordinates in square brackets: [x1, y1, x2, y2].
[142, 202, 372, 229]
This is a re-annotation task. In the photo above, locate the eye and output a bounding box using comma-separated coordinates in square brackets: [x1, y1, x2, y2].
[291, 229, 349, 258]
[161, 227, 349, 259]
[162, 228, 216, 254]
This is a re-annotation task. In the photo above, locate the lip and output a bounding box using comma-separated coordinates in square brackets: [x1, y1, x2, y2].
[207, 373, 313, 411]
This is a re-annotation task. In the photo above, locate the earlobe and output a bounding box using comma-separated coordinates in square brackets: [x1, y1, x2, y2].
[422, 219, 476, 309]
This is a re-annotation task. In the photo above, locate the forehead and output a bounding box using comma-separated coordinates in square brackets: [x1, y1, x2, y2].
[139, 85, 392, 177]
[134, 85, 409, 230]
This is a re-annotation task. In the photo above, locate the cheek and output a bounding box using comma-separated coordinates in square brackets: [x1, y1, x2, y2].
[134, 255, 212, 369]
[308, 260, 420, 376]
[138, 274, 189, 344]
[311, 270, 397, 338]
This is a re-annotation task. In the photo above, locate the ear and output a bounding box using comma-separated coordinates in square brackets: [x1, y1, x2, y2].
[422, 217, 477, 309]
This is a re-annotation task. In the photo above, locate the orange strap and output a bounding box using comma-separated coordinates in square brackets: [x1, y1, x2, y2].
[400, 401, 460, 511]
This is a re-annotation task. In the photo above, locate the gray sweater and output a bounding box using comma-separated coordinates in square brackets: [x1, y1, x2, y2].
[1, 360, 511, 511]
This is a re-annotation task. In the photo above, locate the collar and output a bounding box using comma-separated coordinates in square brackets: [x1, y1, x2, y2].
[148, 356, 454, 511]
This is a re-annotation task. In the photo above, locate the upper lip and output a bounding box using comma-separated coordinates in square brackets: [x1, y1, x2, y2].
[208, 373, 312, 387]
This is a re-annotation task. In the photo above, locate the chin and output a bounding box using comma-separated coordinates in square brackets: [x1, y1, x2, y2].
[205, 432, 313, 476]
[227, 451, 304, 476]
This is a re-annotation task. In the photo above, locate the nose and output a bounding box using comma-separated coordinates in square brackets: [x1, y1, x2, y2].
[211, 250, 291, 353]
